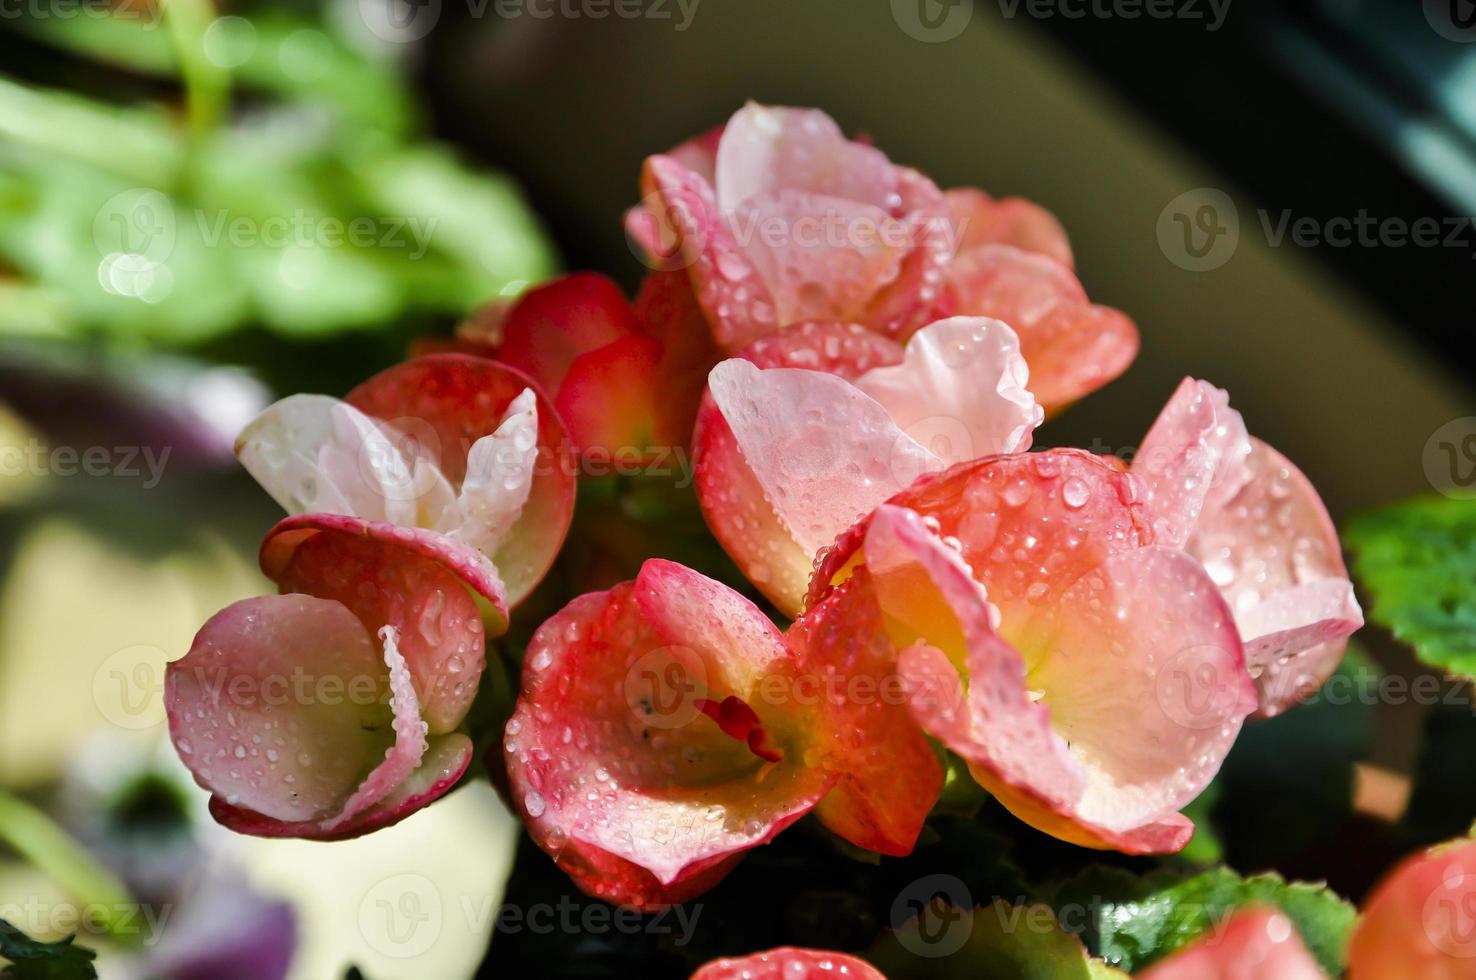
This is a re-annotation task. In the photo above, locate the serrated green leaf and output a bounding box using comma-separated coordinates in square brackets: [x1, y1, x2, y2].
[0, 920, 97, 980]
[1346, 496, 1476, 675]
[1049, 866, 1355, 975]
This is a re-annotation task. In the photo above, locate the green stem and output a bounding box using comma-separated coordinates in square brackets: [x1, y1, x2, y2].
[162, 0, 229, 135]
[0, 791, 139, 944]
[0, 75, 180, 183]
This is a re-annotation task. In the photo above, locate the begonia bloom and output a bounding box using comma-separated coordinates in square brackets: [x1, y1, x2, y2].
[691, 948, 886, 979]
[1348, 837, 1476, 979]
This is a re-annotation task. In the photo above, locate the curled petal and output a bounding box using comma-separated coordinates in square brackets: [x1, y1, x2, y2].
[692, 948, 885, 980]
[264, 515, 495, 734]
[1187, 439, 1362, 715]
[347, 354, 575, 605]
[788, 569, 943, 856]
[454, 388, 538, 557]
[503, 560, 833, 909]
[865, 504, 1251, 851]
[555, 333, 668, 460]
[1138, 907, 1327, 980]
[946, 187, 1075, 268]
[165, 595, 440, 840]
[853, 316, 1043, 463]
[705, 357, 938, 577]
[944, 244, 1137, 411]
[1133, 378, 1252, 549]
[1349, 838, 1476, 978]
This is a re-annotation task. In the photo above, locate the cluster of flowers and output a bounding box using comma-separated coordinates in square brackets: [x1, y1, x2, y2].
[167, 103, 1376, 961]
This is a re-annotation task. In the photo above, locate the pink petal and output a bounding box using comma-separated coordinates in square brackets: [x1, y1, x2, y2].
[692, 948, 885, 980]
[166, 595, 426, 835]
[266, 516, 492, 735]
[943, 244, 1138, 411]
[714, 104, 898, 214]
[1350, 838, 1476, 978]
[503, 560, 833, 909]
[946, 188, 1075, 269]
[493, 273, 640, 396]
[1186, 439, 1362, 715]
[346, 354, 576, 606]
[1132, 378, 1252, 548]
[853, 316, 1043, 463]
[787, 568, 944, 856]
[1138, 907, 1327, 980]
[705, 358, 939, 561]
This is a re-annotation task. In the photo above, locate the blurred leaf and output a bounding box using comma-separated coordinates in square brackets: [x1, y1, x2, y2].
[0, 919, 97, 980]
[1346, 495, 1476, 675]
[868, 901, 1118, 980]
[1047, 865, 1355, 975]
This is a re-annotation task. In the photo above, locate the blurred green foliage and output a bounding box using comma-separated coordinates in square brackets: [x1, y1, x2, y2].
[0, 2, 555, 347]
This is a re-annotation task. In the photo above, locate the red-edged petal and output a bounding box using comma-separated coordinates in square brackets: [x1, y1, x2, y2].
[853, 316, 1042, 463]
[1186, 439, 1362, 715]
[787, 569, 943, 856]
[946, 188, 1074, 269]
[1138, 907, 1328, 980]
[1349, 838, 1476, 978]
[265, 516, 491, 735]
[165, 595, 435, 839]
[865, 504, 1251, 852]
[346, 354, 575, 606]
[493, 273, 639, 397]
[692, 948, 885, 980]
[503, 560, 833, 909]
[943, 244, 1137, 411]
[630, 269, 725, 448]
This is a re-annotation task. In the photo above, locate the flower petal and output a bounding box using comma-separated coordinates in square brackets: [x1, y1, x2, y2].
[265, 515, 493, 735]
[1138, 907, 1328, 980]
[1349, 838, 1476, 978]
[166, 595, 426, 836]
[943, 244, 1137, 411]
[708, 358, 938, 558]
[1187, 439, 1362, 715]
[493, 273, 640, 397]
[554, 333, 669, 459]
[787, 569, 943, 856]
[853, 316, 1043, 464]
[346, 354, 575, 605]
[453, 387, 538, 557]
[1132, 378, 1252, 549]
[946, 187, 1074, 269]
[692, 948, 885, 980]
[503, 560, 833, 909]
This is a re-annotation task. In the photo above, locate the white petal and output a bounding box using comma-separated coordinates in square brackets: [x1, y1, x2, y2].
[448, 388, 538, 556]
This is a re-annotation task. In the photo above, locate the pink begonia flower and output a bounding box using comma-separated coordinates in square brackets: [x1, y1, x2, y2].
[1131, 378, 1363, 715]
[502, 560, 838, 909]
[691, 948, 886, 979]
[1348, 837, 1476, 978]
[167, 355, 575, 839]
[629, 103, 1137, 411]
[1135, 907, 1327, 980]
[693, 316, 1042, 617]
[167, 517, 502, 838]
[806, 455, 1257, 854]
[236, 352, 575, 608]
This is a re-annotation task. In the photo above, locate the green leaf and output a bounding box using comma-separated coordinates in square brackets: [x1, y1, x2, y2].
[867, 901, 1114, 980]
[0, 920, 98, 980]
[1346, 495, 1476, 675]
[1049, 866, 1355, 975]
